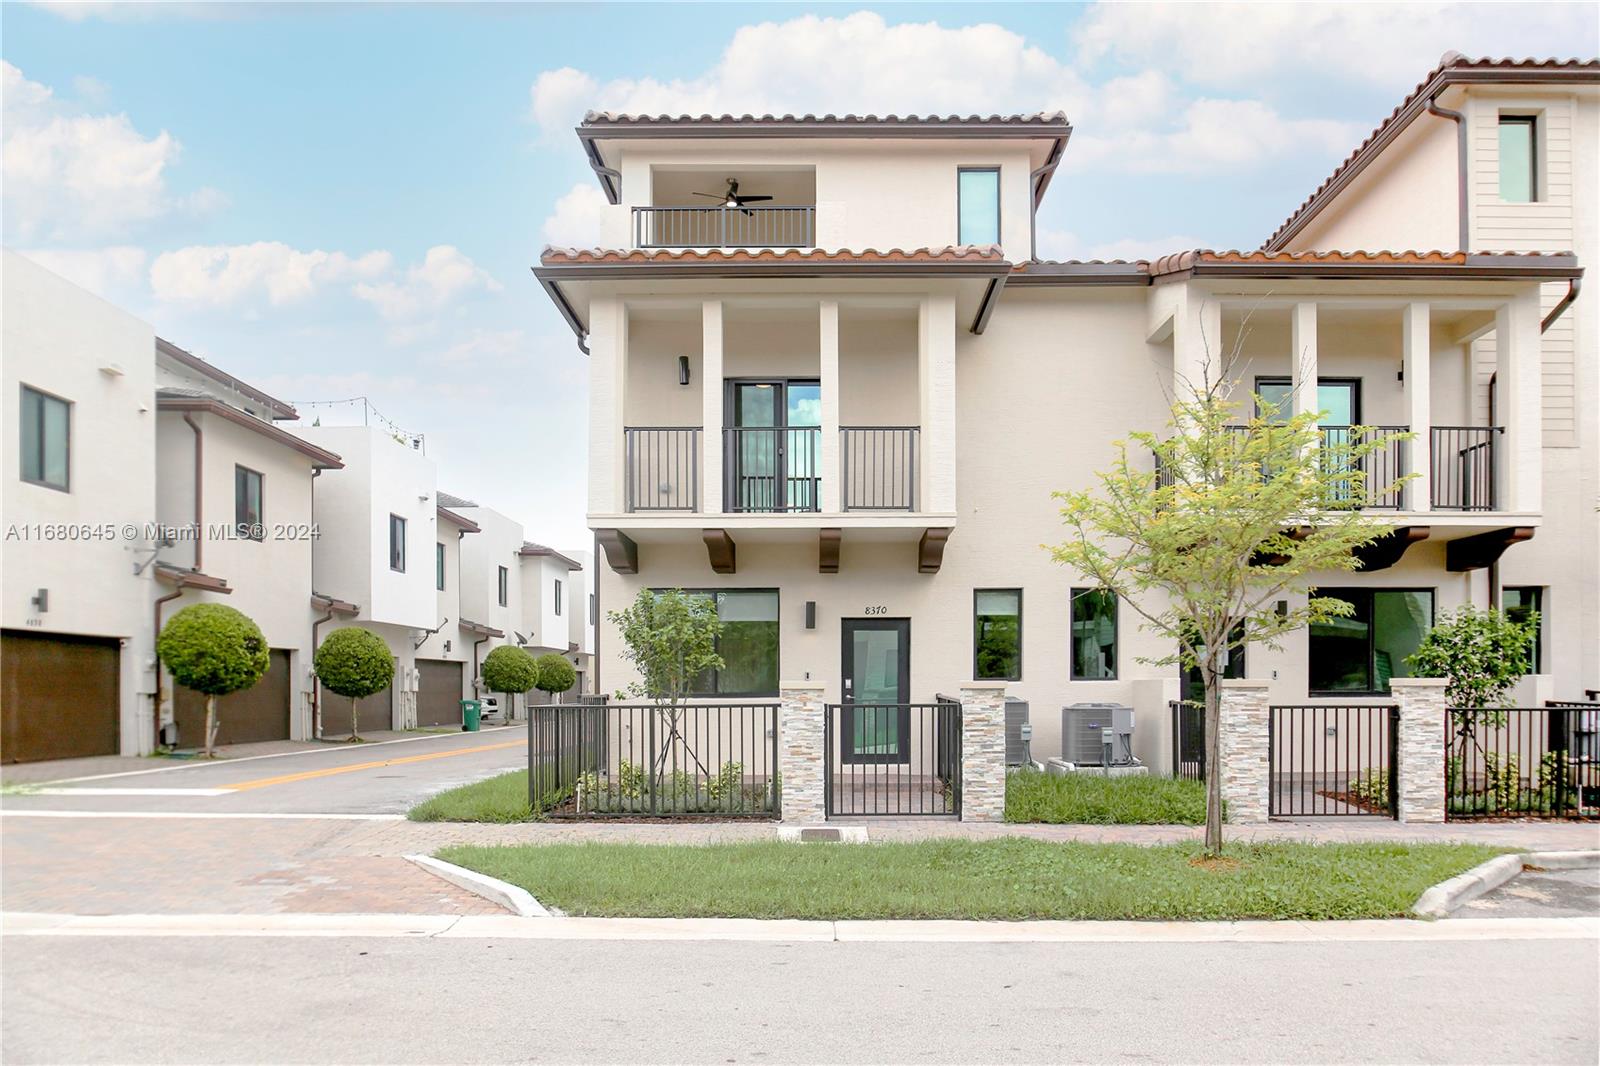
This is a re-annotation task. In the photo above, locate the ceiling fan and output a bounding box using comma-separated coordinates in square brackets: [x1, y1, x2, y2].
[691, 178, 772, 214]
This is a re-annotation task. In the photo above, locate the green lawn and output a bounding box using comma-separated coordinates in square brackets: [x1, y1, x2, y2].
[436, 839, 1506, 920]
[409, 769, 536, 823]
[1004, 768, 1208, 825]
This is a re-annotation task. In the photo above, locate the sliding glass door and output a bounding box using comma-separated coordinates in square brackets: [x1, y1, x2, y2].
[726, 379, 821, 512]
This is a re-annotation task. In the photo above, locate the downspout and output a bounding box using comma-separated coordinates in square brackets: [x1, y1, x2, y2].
[1542, 277, 1581, 333]
[152, 586, 184, 747]
[1425, 93, 1469, 251]
[182, 413, 204, 570]
[592, 530, 601, 697]
[473, 635, 491, 698]
[311, 606, 335, 740]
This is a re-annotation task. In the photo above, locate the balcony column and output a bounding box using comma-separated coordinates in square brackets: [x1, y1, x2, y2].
[919, 294, 957, 513]
[1173, 290, 1222, 402]
[701, 299, 724, 515]
[589, 296, 626, 515]
[1402, 302, 1431, 512]
[1290, 302, 1318, 422]
[1496, 292, 1542, 512]
[819, 300, 841, 514]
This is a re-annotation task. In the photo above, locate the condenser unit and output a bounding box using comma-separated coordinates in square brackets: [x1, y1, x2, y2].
[1061, 702, 1138, 766]
[1004, 697, 1032, 767]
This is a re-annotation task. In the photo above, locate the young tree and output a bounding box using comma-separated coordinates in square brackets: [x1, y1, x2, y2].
[1048, 363, 1405, 855]
[313, 627, 395, 742]
[157, 603, 271, 758]
[607, 589, 725, 788]
[481, 645, 540, 718]
[534, 653, 578, 703]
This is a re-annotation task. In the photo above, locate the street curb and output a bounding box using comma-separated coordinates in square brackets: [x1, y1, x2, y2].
[1412, 850, 1600, 918]
[405, 854, 555, 917]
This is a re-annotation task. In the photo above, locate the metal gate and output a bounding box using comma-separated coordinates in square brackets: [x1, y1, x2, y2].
[1269, 704, 1398, 818]
[823, 699, 961, 817]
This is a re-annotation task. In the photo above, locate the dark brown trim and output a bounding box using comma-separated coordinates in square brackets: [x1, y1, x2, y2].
[1007, 262, 1150, 286]
[971, 275, 1006, 334]
[156, 338, 298, 420]
[1151, 255, 1581, 284]
[459, 617, 506, 639]
[158, 397, 344, 469]
[154, 564, 231, 594]
[183, 412, 204, 571]
[535, 257, 1010, 281]
[1542, 277, 1582, 333]
[595, 528, 638, 575]
[310, 592, 359, 615]
[437, 505, 480, 533]
[917, 527, 951, 574]
[1354, 526, 1431, 572]
[1447, 526, 1535, 573]
[818, 527, 841, 574]
[518, 542, 583, 570]
[1423, 94, 1469, 251]
[703, 528, 737, 575]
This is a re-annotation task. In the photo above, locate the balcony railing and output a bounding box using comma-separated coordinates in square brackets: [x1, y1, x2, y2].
[632, 205, 816, 249]
[1431, 427, 1501, 511]
[624, 427, 700, 512]
[724, 427, 821, 513]
[1320, 426, 1408, 510]
[842, 426, 919, 511]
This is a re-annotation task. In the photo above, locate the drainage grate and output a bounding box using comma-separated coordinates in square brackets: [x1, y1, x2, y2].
[799, 827, 843, 842]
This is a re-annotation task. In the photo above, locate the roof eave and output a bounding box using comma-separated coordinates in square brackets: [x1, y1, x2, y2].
[155, 396, 345, 469]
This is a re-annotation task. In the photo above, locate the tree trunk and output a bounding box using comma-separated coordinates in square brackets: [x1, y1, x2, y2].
[349, 695, 360, 742]
[1203, 654, 1224, 856]
[203, 694, 217, 759]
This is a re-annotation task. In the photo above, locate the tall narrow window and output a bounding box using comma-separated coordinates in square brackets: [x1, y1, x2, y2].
[497, 566, 508, 607]
[1070, 589, 1118, 680]
[554, 578, 563, 616]
[234, 465, 264, 539]
[1503, 586, 1544, 674]
[1498, 115, 1537, 203]
[19, 385, 70, 491]
[974, 589, 1022, 681]
[435, 542, 446, 591]
[389, 514, 406, 572]
[1309, 588, 1433, 694]
[957, 167, 1000, 245]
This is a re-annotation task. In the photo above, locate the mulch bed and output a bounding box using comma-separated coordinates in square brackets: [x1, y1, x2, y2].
[1315, 789, 1392, 815]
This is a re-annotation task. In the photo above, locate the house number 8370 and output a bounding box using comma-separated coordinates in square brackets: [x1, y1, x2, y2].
[863, 606, 889, 615]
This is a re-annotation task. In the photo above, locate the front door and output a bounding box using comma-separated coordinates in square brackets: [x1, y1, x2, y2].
[841, 618, 910, 764]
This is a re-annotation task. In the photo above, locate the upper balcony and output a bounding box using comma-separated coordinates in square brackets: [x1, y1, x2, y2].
[633, 168, 816, 250]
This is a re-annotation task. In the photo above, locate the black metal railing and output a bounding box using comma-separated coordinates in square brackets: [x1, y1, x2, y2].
[1170, 700, 1204, 782]
[529, 702, 780, 818]
[632, 205, 816, 249]
[624, 427, 700, 512]
[1268, 704, 1398, 818]
[724, 426, 821, 512]
[1445, 706, 1600, 820]
[824, 700, 961, 817]
[841, 426, 918, 511]
[1431, 427, 1501, 511]
[1319, 426, 1409, 509]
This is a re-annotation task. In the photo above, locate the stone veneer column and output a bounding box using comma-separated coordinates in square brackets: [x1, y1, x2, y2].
[778, 681, 826, 824]
[1218, 679, 1271, 824]
[959, 681, 1007, 823]
[1390, 677, 1448, 824]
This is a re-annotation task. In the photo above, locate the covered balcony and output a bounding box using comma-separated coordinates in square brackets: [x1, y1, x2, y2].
[633, 166, 816, 250]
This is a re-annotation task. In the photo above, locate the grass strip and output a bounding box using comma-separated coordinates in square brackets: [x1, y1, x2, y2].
[1004, 769, 1209, 825]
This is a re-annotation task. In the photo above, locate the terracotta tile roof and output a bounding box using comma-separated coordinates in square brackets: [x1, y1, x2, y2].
[519, 541, 583, 570]
[437, 490, 477, 508]
[156, 337, 298, 420]
[1265, 54, 1600, 250]
[156, 393, 345, 469]
[539, 245, 1007, 265]
[1149, 248, 1579, 280]
[580, 111, 1069, 128]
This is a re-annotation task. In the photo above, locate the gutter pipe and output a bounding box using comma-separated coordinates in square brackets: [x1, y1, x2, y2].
[1542, 277, 1581, 333]
[1425, 93, 1469, 252]
[182, 413, 204, 570]
[152, 587, 184, 747]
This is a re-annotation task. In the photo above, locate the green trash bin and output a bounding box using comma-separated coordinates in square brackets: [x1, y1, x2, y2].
[461, 699, 482, 732]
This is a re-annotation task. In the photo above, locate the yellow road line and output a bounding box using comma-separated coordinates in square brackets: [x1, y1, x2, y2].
[226, 740, 524, 792]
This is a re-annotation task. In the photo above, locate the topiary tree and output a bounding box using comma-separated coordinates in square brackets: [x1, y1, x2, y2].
[481, 645, 540, 718]
[157, 603, 271, 758]
[313, 627, 395, 742]
[535, 653, 577, 703]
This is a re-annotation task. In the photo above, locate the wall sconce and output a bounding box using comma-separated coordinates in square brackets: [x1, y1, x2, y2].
[443, 639, 452, 654]
[805, 601, 816, 629]
[31, 588, 48, 613]
[1275, 600, 1289, 618]
[678, 355, 691, 386]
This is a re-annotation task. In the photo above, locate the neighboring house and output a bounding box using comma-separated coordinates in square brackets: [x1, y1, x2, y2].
[412, 497, 481, 727]
[563, 546, 598, 695]
[537, 57, 1596, 771]
[153, 339, 343, 747]
[517, 541, 586, 700]
[2, 251, 158, 763]
[451, 498, 526, 713]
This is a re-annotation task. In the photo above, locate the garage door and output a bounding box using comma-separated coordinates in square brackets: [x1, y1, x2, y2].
[416, 659, 463, 727]
[2, 630, 120, 764]
[319, 681, 391, 739]
[175, 648, 291, 748]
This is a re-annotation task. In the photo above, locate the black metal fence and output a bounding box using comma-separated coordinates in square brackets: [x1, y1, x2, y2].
[632, 205, 816, 249]
[724, 426, 821, 512]
[529, 702, 780, 818]
[1268, 704, 1398, 818]
[824, 700, 961, 817]
[841, 426, 919, 511]
[1170, 700, 1204, 782]
[1444, 705, 1600, 820]
[624, 427, 700, 512]
[1431, 426, 1500, 511]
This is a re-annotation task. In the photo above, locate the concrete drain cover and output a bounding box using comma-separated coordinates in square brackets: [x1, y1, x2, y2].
[799, 828, 842, 842]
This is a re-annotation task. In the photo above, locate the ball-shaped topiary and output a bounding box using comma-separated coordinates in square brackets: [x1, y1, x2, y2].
[481, 644, 540, 698]
[157, 603, 270, 757]
[534, 653, 577, 697]
[314, 627, 395, 741]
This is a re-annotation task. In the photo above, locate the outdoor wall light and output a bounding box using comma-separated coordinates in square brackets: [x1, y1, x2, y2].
[678, 355, 691, 386]
[1276, 600, 1289, 618]
[31, 588, 48, 613]
[805, 601, 816, 629]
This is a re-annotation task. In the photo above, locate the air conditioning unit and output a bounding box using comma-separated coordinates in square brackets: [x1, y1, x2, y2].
[1061, 702, 1138, 766]
[1004, 697, 1031, 767]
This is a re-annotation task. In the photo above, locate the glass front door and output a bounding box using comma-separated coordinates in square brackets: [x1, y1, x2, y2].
[727, 379, 820, 512]
[841, 618, 910, 764]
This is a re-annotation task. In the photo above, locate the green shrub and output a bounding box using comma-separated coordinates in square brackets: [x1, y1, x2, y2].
[313, 627, 395, 741]
[1347, 769, 1391, 811]
[481, 645, 539, 697]
[1004, 768, 1209, 825]
[535, 653, 577, 697]
[157, 603, 270, 757]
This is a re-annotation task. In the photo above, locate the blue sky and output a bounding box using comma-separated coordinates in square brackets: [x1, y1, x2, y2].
[4, 1, 1595, 546]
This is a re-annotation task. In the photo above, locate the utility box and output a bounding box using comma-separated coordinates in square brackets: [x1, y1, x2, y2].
[1061, 702, 1138, 766]
[1004, 697, 1031, 767]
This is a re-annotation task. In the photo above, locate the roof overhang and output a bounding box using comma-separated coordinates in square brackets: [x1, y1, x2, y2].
[156, 338, 298, 421]
[155, 564, 231, 594]
[518, 543, 583, 570]
[438, 505, 481, 533]
[1148, 250, 1582, 285]
[459, 618, 505, 638]
[156, 396, 345, 469]
[1007, 261, 1152, 287]
[311, 592, 359, 615]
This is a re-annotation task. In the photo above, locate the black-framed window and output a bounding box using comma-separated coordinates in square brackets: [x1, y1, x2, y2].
[1498, 114, 1537, 203]
[957, 166, 1000, 245]
[1309, 588, 1434, 695]
[974, 588, 1022, 681]
[1255, 376, 1361, 425]
[1071, 588, 1117, 680]
[435, 542, 446, 591]
[497, 566, 509, 607]
[19, 385, 70, 491]
[234, 465, 264, 539]
[653, 588, 780, 697]
[554, 578, 563, 616]
[389, 514, 406, 572]
[1503, 586, 1544, 674]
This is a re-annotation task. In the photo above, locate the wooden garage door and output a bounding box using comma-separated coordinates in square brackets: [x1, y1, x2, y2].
[2, 630, 120, 764]
[416, 659, 463, 727]
[319, 681, 391, 738]
[174, 648, 291, 748]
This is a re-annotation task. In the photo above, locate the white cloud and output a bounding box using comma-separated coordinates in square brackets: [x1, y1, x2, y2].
[1069, 98, 1363, 175]
[16, 246, 149, 299]
[352, 245, 502, 321]
[1, 61, 221, 242]
[149, 242, 392, 308]
[1036, 229, 1215, 263]
[431, 327, 529, 368]
[540, 183, 611, 249]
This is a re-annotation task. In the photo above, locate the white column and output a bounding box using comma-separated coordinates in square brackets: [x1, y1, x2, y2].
[1495, 293, 1543, 513]
[1290, 302, 1319, 423]
[1173, 289, 1222, 401]
[819, 299, 841, 514]
[918, 295, 957, 513]
[587, 297, 626, 515]
[1403, 302, 1432, 512]
[701, 299, 724, 515]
